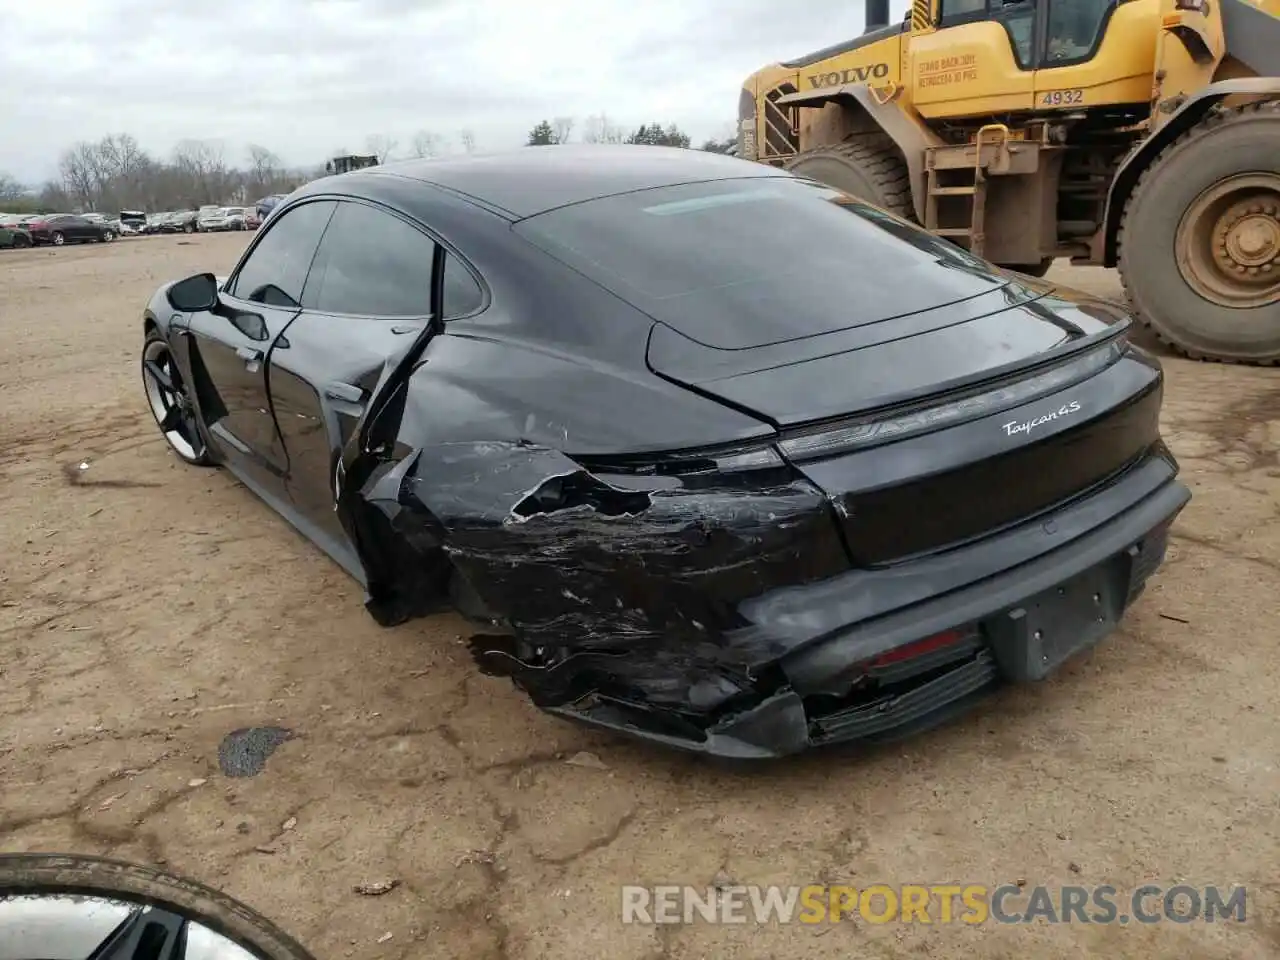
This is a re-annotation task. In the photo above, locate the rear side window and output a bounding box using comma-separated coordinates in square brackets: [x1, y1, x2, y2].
[442, 255, 484, 318]
[514, 176, 1007, 350]
[303, 201, 437, 317]
[228, 200, 336, 307]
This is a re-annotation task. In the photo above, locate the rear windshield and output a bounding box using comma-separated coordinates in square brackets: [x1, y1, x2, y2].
[514, 176, 1014, 350]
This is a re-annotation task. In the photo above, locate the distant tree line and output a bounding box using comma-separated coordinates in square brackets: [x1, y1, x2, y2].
[0, 118, 737, 215]
[525, 115, 735, 152]
[0, 134, 309, 215]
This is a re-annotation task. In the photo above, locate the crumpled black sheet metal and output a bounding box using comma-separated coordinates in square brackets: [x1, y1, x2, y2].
[349, 440, 850, 721]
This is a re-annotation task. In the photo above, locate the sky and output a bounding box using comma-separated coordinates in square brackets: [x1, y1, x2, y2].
[0, 0, 910, 185]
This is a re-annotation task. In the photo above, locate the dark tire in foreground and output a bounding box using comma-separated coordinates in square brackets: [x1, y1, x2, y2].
[784, 135, 914, 221]
[1118, 100, 1280, 364]
[0, 852, 315, 960]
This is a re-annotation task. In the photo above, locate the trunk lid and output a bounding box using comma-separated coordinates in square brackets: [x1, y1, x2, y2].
[645, 287, 1116, 425]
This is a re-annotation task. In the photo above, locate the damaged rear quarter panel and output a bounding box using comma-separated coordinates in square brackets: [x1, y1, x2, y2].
[419, 443, 848, 711]
[347, 428, 851, 720]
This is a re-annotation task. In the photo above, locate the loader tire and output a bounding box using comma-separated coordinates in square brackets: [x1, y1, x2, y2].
[1118, 100, 1280, 364]
[784, 135, 914, 221]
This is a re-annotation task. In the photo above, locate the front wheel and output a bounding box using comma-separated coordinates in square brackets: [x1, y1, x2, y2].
[100, 229, 115, 242]
[1118, 100, 1280, 364]
[184, 222, 195, 234]
[12, 232, 30, 249]
[51, 231, 65, 246]
[784, 135, 915, 220]
[142, 331, 213, 465]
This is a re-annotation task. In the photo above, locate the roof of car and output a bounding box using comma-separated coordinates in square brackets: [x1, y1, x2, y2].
[316, 144, 788, 219]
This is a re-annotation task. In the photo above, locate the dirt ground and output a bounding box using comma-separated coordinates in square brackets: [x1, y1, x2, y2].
[1, 232, 1277, 960]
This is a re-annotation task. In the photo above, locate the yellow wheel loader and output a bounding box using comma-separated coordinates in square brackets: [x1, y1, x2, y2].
[738, 0, 1280, 364]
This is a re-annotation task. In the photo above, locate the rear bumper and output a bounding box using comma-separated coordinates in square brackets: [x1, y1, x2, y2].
[550, 457, 1190, 759]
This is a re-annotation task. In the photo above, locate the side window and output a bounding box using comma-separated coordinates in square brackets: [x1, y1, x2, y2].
[442, 254, 485, 319]
[1045, 0, 1113, 64]
[939, 0, 985, 22]
[304, 202, 436, 317]
[998, 2, 1035, 67]
[228, 200, 335, 308]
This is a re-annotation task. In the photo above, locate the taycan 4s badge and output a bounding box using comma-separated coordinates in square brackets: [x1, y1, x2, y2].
[1003, 400, 1082, 438]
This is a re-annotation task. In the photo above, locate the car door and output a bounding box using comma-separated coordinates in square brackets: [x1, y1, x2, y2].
[177, 199, 336, 498]
[266, 199, 463, 563]
[54, 216, 82, 241]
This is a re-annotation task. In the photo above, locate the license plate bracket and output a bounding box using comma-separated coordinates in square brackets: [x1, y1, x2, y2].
[985, 553, 1132, 682]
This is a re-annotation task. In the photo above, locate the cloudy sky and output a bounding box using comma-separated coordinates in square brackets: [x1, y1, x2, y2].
[1, 0, 909, 184]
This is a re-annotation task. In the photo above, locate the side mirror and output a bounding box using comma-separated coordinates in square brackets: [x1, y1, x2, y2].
[167, 272, 219, 312]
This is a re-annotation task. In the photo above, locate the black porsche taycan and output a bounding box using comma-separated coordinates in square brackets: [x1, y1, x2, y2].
[140, 145, 1190, 758]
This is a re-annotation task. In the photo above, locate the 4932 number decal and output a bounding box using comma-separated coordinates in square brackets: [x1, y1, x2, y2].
[1041, 89, 1084, 106]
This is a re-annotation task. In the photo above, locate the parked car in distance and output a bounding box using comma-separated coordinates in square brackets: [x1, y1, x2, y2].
[167, 210, 198, 234]
[84, 212, 123, 233]
[194, 205, 222, 232]
[139, 146, 1191, 758]
[0, 221, 32, 249]
[197, 207, 248, 232]
[26, 213, 117, 245]
[142, 213, 171, 235]
[117, 210, 148, 235]
[254, 194, 287, 224]
[244, 209, 262, 230]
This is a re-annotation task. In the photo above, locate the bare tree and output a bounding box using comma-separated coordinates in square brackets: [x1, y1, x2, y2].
[0, 172, 24, 202]
[581, 113, 625, 144]
[172, 139, 229, 204]
[552, 116, 575, 144]
[366, 134, 398, 162]
[59, 143, 100, 209]
[459, 129, 477, 154]
[39, 181, 71, 211]
[409, 130, 443, 158]
[246, 144, 282, 192]
[98, 133, 146, 179]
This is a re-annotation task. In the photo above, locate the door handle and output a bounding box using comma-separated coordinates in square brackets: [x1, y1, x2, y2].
[324, 381, 366, 403]
[236, 345, 263, 365]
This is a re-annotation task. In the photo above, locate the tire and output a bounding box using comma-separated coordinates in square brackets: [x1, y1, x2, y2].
[184, 222, 195, 234]
[0, 852, 315, 960]
[100, 229, 115, 242]
[783, 134, 914, 220]
[1118, 100, 1280, 364]
[51, 231, 65, 246]
[142, 329, 214, 466]
[13, 232, 30, 249]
